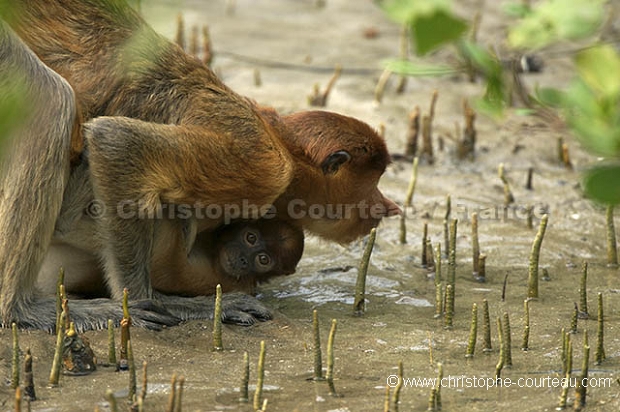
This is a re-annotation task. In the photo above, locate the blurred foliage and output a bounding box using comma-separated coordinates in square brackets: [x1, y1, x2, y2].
[536, 44, 620, 204]
[383, 60, 455, 76]
[377, 0, 505, 117]
[379, 0, 620, 205]
[378, 0, 468, 55]
[0, 96, 25, 145]
[507, 0, 605, 50]
[0, 58, 28, 152]
[458, 40, 507, 117]
[583, 164, 620, 205]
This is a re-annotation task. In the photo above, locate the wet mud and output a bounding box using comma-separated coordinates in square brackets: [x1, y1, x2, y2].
[1, 1, 618, 411]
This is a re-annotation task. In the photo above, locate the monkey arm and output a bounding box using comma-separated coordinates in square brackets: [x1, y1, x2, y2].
[181, 217, 198, 256]
[40, 227, 274, 329]
[84, 116, 293, 302]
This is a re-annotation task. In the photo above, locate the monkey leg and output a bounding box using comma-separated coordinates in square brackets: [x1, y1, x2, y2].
[0, 23, 180, 331]
[9, 296, 179, 332]
[0, 21, 75, 328]
[41, 216, 277, 327]
[84, 116, 292, 307]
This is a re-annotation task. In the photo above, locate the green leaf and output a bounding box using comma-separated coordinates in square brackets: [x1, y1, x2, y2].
[483, 75, 505, 105]
[458, 41, 506, 116]
[575, 45, 620, 98]
[583, 164, 620, 205]
[459, 41, 501, 77]
[411, 9, 468, 55]
[570, 116, 620, 156]
[563, 80, 601, 117]
[508, 0, 604, 50]
[514, 108, 536, 116]
[472, 96, 505, 119]
[533, 87, 565, 107]
[502, 2, 531, 18]
[384, 59, 456, 76]
[377, 0, 450, 24]
[0, 75, 27, 148]
[559, 78, 620, 157]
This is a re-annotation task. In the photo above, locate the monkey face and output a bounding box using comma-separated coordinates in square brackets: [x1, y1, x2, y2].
[307, 178, 401, 244]
[217, 220, 304, 281]
[219, 226, 275, 279]
[341, 188, 400, 243]
[280, 110, 402, 243]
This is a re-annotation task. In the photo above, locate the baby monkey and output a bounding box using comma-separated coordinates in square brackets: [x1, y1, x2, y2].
[151, 218, 305, 296]
[40, 219, 304, 298]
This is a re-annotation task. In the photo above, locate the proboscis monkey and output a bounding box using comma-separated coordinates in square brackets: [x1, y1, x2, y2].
[1, 0, 400, 331]
[39, 219, 304, 298]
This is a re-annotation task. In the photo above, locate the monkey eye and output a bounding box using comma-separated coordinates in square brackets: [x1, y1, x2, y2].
[245, 231, 258, 245]
[256, 253, 271, 267]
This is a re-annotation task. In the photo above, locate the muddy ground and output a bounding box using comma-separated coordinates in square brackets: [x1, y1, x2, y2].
[1, 0, 619, 411]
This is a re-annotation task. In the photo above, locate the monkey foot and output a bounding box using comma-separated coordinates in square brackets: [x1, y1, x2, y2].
[6, 294, 273, 332]
[154, 292, 273, 326]
[6, 297, 180, 332]
[221, 292, 273, 325]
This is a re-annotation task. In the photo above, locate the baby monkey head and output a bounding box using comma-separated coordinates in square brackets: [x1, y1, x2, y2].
[217, 219, 304, 282]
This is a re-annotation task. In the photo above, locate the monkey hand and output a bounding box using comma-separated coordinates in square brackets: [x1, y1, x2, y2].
[153, 292, 273, 326]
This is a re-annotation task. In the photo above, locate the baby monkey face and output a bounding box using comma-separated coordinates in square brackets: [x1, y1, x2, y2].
[217, 220, 304, 281]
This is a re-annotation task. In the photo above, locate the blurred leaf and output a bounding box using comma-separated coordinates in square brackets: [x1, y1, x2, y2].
[473, 96, 505, 119]
[378, 0, 450, 24]
[583, 164, 620, 205]
[563, 80, 601, 117]
[533, 87, 565, 107]
[384, 59, 456, 76]
[0, 101, 23, 143]
[459, 41, 506, 116]
[575, 45, 620, 98]
[559, 78, 620, 156]
[502, 2, 531, 18]
[411, 9, 468, 55]
[570, 115, 620, 156]
[120, 27, 164, 76]
[515, 108, 536, 116]
[0, 75, 27, 148]
[378, 0, 467, 55]
[459, 41, 501, 77]
[508, 0, 604, 50]
[483, 75, 505, 106]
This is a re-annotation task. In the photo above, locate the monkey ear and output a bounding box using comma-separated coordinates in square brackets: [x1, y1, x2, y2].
[321, 150, 351, 175]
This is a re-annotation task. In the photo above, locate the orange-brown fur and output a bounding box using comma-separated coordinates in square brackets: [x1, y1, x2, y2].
[150, 220, 304, 296]
[40, 219, 304, 298]
[2, 0, 399, 330]
[5, 0, 294, 304]
[277, 110, 401, 243]
[144, 110, 400, 296]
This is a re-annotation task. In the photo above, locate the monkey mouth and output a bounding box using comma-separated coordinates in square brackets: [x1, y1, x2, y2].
[384, 201, 402, 217]
[382, 195, 402, 217]
[220, 248, 250, 279]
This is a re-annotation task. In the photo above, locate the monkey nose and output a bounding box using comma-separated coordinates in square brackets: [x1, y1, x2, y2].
[383, 197, 402, 217]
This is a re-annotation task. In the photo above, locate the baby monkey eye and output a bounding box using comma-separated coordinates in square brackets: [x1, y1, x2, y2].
[256, 253, 271, 267]
[245, 231, 258, 245]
